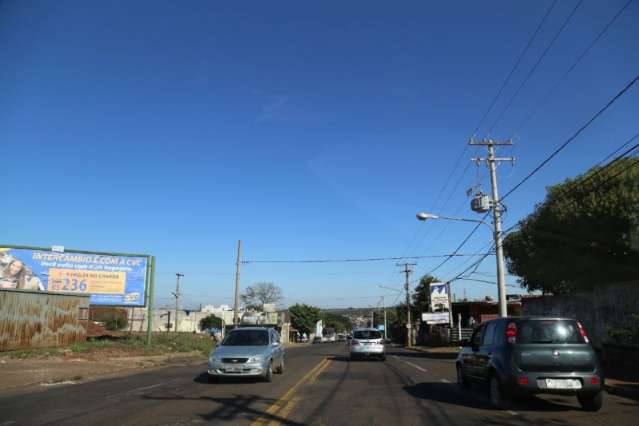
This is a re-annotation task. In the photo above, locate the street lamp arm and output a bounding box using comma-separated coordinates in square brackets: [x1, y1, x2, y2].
[377, 284, 402, 293]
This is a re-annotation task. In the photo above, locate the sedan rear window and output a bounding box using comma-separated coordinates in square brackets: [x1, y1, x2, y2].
[222, 330, 269, 346]
[353, 330, 382, 340]
[517, 320, 585, 344]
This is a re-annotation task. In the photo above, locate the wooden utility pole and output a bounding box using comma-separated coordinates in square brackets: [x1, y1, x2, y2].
[397, 262, 416, 347]
[233, 240, 242, 326]
[173, 273, 183, 332]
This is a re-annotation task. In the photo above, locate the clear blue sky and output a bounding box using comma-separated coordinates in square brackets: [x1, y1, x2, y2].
[2, 1, 638, 308]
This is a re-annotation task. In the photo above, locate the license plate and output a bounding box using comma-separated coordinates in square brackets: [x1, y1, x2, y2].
[225, 366, 242, 373]
[545, 379, 582, 389]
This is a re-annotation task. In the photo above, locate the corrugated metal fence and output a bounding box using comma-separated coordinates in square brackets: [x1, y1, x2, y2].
[0, 289, 90, 351]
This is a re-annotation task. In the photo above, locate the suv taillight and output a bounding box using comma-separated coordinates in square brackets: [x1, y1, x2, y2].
[506, 322, 517, 343]
[577, 322, 589, 343]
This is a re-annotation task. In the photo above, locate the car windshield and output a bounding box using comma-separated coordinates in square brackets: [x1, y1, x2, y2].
[221, 330, 269, 346]
[353, 330, 382, 340]
[517, 320, 585, 344]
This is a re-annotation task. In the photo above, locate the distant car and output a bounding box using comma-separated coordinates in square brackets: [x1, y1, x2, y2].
[207, 327, 285, 383]
[456, 317, 604, 411]
[349, 328, 385, 361]
[324, 334, 336, 343]
[337, 334, 346, 342]
[312, 336, 323, 344]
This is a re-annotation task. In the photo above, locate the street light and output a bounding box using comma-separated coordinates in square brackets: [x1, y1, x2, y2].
[416, 212, 492, 231]
[416, 211, 508, 319]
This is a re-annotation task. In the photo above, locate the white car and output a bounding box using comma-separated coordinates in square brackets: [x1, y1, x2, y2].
[349, 328, 385, 361]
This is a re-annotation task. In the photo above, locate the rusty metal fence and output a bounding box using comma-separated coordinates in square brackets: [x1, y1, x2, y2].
[0, 289, 90, 351]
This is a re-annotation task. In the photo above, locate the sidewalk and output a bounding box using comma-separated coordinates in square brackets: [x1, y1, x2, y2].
[0, 351, 204, 394]
[405, 345, 639, 401]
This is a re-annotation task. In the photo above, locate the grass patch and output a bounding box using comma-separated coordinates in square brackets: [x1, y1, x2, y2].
[0, 333, 215, 359]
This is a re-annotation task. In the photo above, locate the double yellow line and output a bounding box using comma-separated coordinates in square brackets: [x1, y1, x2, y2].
[251, 357, 331, 426]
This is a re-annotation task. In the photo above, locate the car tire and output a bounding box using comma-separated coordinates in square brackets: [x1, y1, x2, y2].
[350, 354, 357, 361]
[380, 355, 386, 362]
[489, 374, 510, 409]
[457, 365, 469, 389]
[578, 391, 603, 412]
[263, 362, 273, 382]
[207, 374, 218, 383]
[276, 358, 285, 374]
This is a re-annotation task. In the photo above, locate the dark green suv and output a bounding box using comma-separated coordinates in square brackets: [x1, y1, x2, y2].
[456, 317, 603, 411]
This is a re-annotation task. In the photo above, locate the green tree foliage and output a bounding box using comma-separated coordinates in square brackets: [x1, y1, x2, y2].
[412, 274, 440, 313]
[503, 158, 639, 293]
[199, 314, 223, 330]
[288, 303, 321, 335]
[241, 282, 283, 310]
[321, 311, 352, 332]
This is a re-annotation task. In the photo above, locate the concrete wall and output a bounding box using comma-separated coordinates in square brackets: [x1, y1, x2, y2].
[522, 281, 639, 349]
[0, 289, 89, 351]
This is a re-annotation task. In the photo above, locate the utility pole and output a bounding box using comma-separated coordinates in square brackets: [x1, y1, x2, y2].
[173, 273, 183, 332]
[233, 240, 242, 327]
[370, 308, 374, 328]
[382, 296, 387, 341]
[470, 138, 514, 318]
[397, 262, 416, 347]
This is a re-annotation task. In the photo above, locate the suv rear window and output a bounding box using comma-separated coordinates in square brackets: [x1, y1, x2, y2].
[517, 320, 585, 344]
[353, 330, 382, 340]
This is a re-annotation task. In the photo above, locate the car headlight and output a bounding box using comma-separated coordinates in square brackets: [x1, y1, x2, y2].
[248, 355, 263, 363]
[210, 353, 222, 363]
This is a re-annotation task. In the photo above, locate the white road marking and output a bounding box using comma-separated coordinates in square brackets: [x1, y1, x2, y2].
[508, 410, 519, 416]
[127, 382, 165, 394]
[392, 355, 399, 359]
[403, 361, 427, 373]
[440, 379, 450, 383]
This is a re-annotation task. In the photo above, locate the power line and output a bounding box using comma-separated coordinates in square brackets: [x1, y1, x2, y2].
[455, 277, 520, 289]
[512, 0, 636, 137]
[242, 253, 491, 264]
[487, 0, 583, 134]
[474, 0, 558, 136]
[396, 1, 560, 263]
[501, 73, 639, 202]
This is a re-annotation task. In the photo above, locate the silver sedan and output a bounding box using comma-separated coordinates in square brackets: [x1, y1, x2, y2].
[207, 327, 285, 382]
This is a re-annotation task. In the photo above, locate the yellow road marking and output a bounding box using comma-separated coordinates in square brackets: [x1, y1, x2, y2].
[306, 358, 331, 385]
[267, 396, 300, 426]
[250, 357, 330, 426]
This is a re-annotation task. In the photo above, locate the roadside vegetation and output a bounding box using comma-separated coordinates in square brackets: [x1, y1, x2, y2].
[0, 333, 215, 360]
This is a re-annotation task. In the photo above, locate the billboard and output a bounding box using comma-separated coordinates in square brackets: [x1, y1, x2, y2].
[0, 246, 148, 306]
[422, 312, 450, 324]
[429, 282, 450, 312]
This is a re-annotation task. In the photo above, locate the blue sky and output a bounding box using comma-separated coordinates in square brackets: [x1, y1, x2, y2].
[2, 0, 638, 309]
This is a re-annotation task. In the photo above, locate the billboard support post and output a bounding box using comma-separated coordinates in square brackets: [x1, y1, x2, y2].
[146, 256, 155, 347]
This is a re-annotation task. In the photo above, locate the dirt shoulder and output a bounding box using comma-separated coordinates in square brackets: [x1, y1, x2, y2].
[0, 333, 214, 395]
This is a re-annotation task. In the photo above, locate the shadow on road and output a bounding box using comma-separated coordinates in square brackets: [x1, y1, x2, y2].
[404, 382, 581, 413]
[386, 350, 458, 361]
[143, 393, 305, 425]
[193, 372, 263, 384]
[606, 382, 639, 402]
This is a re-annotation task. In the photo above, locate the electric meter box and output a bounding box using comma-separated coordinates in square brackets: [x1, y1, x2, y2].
[471, 194, 491, 213]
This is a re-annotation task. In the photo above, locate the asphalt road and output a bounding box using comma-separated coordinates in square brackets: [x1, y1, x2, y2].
[1, 343, 637, 425]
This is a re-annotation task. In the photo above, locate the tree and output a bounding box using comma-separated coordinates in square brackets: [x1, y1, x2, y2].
[503, 158, 639, 294]
[241, 282, 283, 310]
[288, 304, 321, 335]
[412, 274, 440, 314]
[199, 314, 223, 331]
[321, 311, 352, 332]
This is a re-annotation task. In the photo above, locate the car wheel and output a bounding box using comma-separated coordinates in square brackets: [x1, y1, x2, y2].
[276, 357, 285, 374]
[207, 374, 218, 383]
[457, 365, 469, 389]
[578, 392, 603, 411]
[350, 354, 357, 361]
[489, 374, 509, 409]
[263, 362, 273, 382]
[380, 355, 386, 362]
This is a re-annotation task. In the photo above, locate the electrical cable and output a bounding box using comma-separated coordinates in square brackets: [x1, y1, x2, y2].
[501, 73, 639, 202]
[487, 0, 584, 134]
[512, 0, 636, 137]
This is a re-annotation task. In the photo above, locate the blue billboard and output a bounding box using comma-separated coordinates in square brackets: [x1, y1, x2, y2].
[0, 247, 148, 306]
